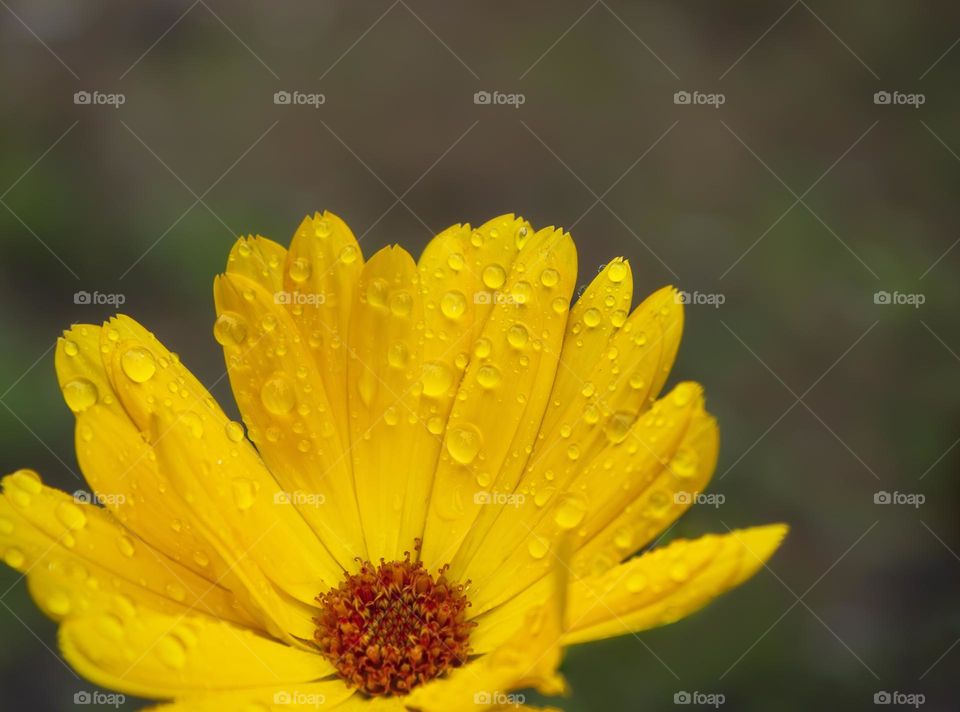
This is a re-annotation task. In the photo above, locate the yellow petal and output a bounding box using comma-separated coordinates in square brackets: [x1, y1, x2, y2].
[537, 257, 633, 438]
[421, 227, 577, 570]
[56, 324, 229, 584]
[214, 270, 365, 569]
[406, 542, 570, 712]
[562, 524, 788, 645]
[572, 407, 718, 575]
[282, 212, 365, 449]
[59, 607, 334, 699]
[346, 245, 435, 561]
[0, 471, 255, 627]
[459, 382, 703, 616]
[225, 234, 287, 292]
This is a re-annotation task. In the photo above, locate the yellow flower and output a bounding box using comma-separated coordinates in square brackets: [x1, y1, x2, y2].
[1, 212, 786, 711]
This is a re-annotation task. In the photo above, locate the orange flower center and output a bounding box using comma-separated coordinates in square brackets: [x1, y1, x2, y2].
[314, 548, 474, 697]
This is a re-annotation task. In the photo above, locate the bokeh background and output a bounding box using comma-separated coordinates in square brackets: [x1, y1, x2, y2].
[1, 2, 959, 710]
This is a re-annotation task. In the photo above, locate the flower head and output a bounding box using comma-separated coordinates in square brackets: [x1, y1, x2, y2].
[1, 212, 786, 710]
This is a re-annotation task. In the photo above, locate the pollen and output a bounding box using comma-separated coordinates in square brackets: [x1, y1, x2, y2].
[313, 545, 475, 697]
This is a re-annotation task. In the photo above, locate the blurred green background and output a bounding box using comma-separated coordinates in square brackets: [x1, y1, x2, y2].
[1, 2, 959, 710]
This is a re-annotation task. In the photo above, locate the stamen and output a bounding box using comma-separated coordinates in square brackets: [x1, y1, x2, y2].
[314, 544, 474, 696]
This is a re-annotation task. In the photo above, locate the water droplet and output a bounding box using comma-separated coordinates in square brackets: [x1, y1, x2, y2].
[46, 591, 71, 616]
[63, 378, 98, 413]
[193, 551, 210, 567]
[225, 421, 245, 443]
[440, 290, 467, 320]
[157, 636, 187, 670]
[117, 535, 136, 558]
[367, 279, 389, 309]
[56, 501, 87, 531]
[540, 268, 559, 288]
[421, 362, 454, 398]
[477, 364, 501, 389]
[231, 478, 259, 511]
[165, 582, 187, 602]
[314, 218, 332, 238]
[389, 291, 413, 317]
[387, 342, 410, 369]
[527, 535, 549, 559]
[121, 347, 157, 384]
[614, 526, 634, 550]
[482, 264, 506, 290]
[63, 340, 79, 357]
[554, 492, 587, 529]
[566, 444, 581, 461]
[506, 324, 529, 349]
[384, 406, 400, 426]
[626, 572, 647, 592]
[339, 245, 358, 264]
[583, 308, 602, 328]
[446, 424, 482, 464]
[213, 312, 248, 347]
[608, 261, 628, 283]
[447, 252, 464, 271]
[261, 374, 296, 415]
[611, 309, 628, 328]
[427, 416, 445, 435]
[605, 411, 636, 445]
[179, 411, 204, 438]
[473, 338, 492, 359]
[260, 313, 278, 333]
[289, 257, 312, 283]
[512, 280, 533, 304]
[552, 297, 568, 314]
[4, 548, 25, 569]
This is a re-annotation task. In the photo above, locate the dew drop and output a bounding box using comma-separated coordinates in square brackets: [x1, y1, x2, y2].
[527, 535, 549, 559]
[446, 424, 482, 464]
[339, 245, 358, 264]
[553, 492, 587, 529]
[482, 264, 506, 290]
[387, 342, 410, 369]
[213, 312, 248, 347]
[583, 308, 601, 328]
[117, 535, 136, 558]
[473, 337, 492, 359]
[289, 257, 312, 283]
[46, 591, 71, 616]
[421, 362, 454, 398]
[389, 291, 413, 317]
[62, 378, 98, 413]
[121, 347, 157, 384]
[261, 374, 296, 415]
[447, 252, 465, 271]
[476, 364, 501, 389]
[157, 636, 187, 670]
[63, 340, 79, 357]
[231, 478, 259, 511]
[56, 501, 87, 531]
[506, 324, 529, 349]
[224, 420, 245, 443]
[605, 411, 636, 445]
[4, 548, 25, 570]
[608, 261, 628, 283]
[540, 268, 559, 288]
[440, 290, 467, 320]
[314, 218, 332, 238]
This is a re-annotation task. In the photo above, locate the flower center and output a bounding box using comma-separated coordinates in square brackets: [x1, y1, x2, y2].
[314, 547, 474, 697]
